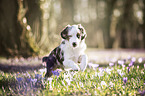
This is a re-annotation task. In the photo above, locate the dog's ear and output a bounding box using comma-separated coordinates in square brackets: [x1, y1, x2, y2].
[81, 34, 87, 40]
[61, 25, 70, 39]
[78, 24, 87, 40]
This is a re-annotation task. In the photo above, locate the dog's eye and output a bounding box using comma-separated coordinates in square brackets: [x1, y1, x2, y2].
[77, 33, 80, 39]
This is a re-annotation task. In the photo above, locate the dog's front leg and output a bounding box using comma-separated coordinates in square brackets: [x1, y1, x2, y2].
[63, 60, 80, 71]
[79, 54, 88, 72]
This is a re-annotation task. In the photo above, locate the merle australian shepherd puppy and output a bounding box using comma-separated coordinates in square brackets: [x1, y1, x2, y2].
[42, 24, 88, 77]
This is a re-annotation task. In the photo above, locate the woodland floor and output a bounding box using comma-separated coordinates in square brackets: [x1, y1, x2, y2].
[0, 48, 145, 73]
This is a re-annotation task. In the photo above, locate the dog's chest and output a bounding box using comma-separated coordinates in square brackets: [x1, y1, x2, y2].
[62, 46, 81, 63]
[65, 49, 80, 61]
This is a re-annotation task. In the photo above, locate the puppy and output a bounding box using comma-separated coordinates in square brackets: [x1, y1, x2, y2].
[42, 24, 88, 77]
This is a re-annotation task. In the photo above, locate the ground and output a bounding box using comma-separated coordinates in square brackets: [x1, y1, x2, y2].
[1, 49, 145, 72]
[0, 49, 145, 95]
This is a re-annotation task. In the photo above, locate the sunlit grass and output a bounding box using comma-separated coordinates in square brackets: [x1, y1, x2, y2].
[0, 57, 145, 95]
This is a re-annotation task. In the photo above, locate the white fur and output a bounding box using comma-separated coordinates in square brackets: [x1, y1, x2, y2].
[60, 25, 88, 71]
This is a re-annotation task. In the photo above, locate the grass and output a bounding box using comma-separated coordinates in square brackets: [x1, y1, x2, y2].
[0, 57, 145, 95]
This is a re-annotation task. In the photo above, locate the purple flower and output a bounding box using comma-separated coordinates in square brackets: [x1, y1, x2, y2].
[27, 78, 31, 83]
[52, 70, 60, 76]
[31, 79, 37, 83]
[127, 67, 130, 73]
[109, 63, 114, 67]
[129, 61, 134, 67]
[88, 63, 99, 70]
[35, 74, 42, 79]
[16, 77, 23, 82]
[131, 57, 136, 62]
[123, 77, 128, 84]
[139, 90, 145, 96]
[127, 56, 131, 60]
[117, 69, 125, 77]
[118, 60, 125, 66]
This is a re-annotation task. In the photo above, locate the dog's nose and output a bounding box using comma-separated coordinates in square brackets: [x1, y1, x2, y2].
[72, 42, 77, 47]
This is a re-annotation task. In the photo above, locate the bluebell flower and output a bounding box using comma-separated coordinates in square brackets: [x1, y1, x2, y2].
[129, 61, 134, 67]
[16, 77, 23, 82]
[31, 79, 37, 83]
[35, 74, 42, 79]
[123, 77, 128, 84]
[27, 78, 31, 83]
[127, 67, 130, 73]
[139, 89, 145, 96]
[52, 70, 60, 76]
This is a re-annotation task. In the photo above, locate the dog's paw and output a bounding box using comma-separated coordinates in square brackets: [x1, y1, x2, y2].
[80, 68, 85, 72]
[71, 64, 80, 71]
[73, 67, 80, 71]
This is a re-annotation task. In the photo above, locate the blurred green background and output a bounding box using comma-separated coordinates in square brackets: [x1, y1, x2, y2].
[0, 0, 145, 57]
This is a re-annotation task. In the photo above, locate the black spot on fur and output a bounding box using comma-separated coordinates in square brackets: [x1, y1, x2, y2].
[81, 34, 86, 40]
[78, 25, 87, 40]
[60, 57, 64, 62]
[56, 48, 64, 65]
[61, 51, 64, 56]
[43, 47, 65, 77]
[46, 55, 56, 68]
[42, 57, 48, 62]
[62, 41, 65, 44]
[59, 51, 64, 64]
[79, 28, 84, 34]
[43, 55, 57, 77]
[61, 26, 69, 40]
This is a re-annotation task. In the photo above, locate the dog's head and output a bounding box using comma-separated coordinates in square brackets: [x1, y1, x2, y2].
[61, 24, 87, 48]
